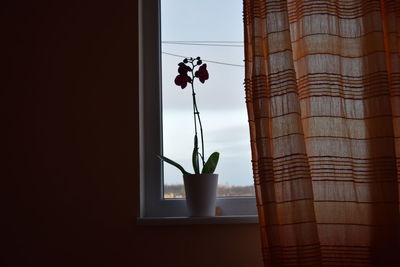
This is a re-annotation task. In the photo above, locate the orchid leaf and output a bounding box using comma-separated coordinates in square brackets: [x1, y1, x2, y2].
[192, 135, 200, 174]
[157, 155, 189, 175]
[201, 152, 219, 174]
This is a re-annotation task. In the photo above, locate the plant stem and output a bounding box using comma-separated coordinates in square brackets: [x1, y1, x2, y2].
[195, 102, 205, 166]
[190, 83, 198, 139]
[189, 63, 200, 170]
[190, 63, 205, 167]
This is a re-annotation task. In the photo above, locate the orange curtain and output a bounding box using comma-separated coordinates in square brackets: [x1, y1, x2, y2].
[243, 0, 400, 266]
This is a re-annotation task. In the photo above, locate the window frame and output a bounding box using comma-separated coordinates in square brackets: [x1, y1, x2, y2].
[139, 0, 257, 219]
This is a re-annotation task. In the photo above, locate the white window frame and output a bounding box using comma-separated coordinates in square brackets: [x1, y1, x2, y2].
[138, 0, 257, 222]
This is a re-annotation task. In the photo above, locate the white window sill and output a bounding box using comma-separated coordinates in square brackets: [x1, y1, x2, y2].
[137, 215, 259, 225]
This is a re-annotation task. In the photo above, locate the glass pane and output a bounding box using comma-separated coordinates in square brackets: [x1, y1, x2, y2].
[161, 0, 254, 198]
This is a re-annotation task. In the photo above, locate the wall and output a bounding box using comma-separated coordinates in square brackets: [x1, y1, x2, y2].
[3, 1, 263, 266]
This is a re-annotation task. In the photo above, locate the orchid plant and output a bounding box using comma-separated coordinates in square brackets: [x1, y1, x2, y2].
[158, 57, 220, 175]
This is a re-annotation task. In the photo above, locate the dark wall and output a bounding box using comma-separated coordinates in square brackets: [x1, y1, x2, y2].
[3, 1, 262, 266]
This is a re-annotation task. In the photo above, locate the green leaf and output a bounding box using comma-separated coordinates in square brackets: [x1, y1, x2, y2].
[192, 135, 200, 174]
[201, 152, 220, 174]
[157, 155, 189, 175]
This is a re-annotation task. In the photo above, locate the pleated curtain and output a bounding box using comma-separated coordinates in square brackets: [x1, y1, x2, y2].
[243, 0, 400, 266]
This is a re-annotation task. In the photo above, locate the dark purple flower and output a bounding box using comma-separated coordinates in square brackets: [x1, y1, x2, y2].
[195, 64, 209, 83]
[174, 74, 192, 89]
[178, 62, 191, 75]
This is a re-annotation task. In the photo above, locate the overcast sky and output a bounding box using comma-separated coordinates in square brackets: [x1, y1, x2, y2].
[161, 0, 253, 186]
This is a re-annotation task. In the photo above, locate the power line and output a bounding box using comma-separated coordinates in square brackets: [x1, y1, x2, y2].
[162, 41, 243, 47]
[162, 52, 244, 68]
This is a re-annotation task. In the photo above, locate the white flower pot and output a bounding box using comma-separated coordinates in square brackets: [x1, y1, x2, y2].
[183, 174, 218, 217]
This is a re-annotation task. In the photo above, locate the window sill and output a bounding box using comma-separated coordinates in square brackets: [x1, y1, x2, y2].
[137, 215, 259, 225]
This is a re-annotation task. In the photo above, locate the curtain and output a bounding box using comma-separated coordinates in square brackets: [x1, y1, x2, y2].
[243, 0, 400, 266]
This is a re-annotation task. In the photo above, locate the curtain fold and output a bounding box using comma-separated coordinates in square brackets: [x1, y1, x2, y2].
[243, 0, 400, 266]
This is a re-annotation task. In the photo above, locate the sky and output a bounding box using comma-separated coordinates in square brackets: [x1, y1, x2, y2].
[161, 0, 252, 186]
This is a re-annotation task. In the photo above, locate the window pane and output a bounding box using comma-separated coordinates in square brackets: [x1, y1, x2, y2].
[161, 0, 254, 198]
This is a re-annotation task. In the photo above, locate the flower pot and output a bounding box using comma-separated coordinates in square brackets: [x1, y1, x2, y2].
[183, 173, 218, 217]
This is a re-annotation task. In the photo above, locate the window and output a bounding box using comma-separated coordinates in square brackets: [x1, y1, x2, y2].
[161, 0, 255, 199]
[139, 0, 257, 220]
